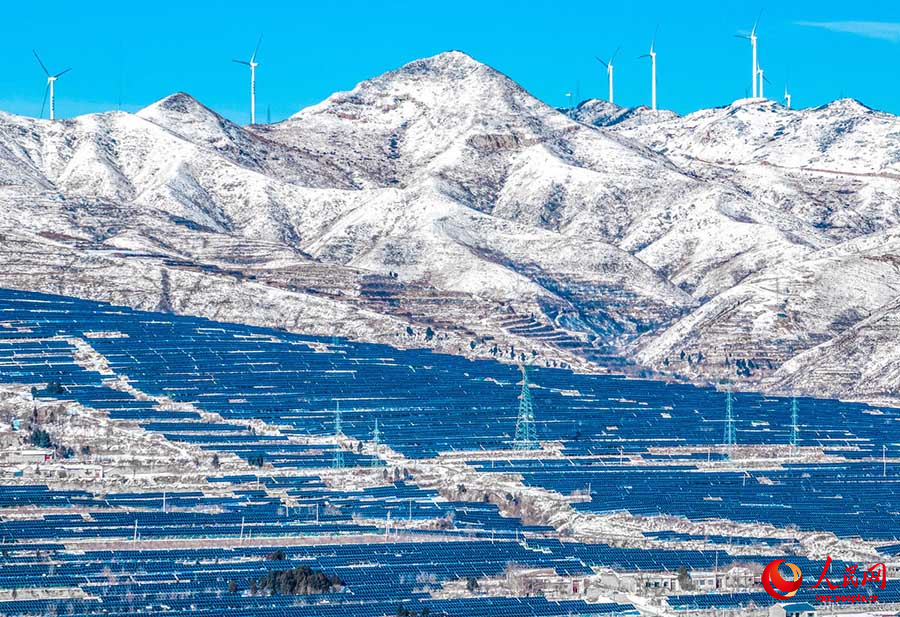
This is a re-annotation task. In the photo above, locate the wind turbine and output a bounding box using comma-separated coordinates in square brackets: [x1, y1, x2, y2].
[735, 12, 761, 98]
[33, 50, 71, 121]
[233, 35, 262, 125]
[595, 46, 620, 105]
[638, 29, 658, 111]
[757, 66, 770, 99]
[783, 83, 792, 109]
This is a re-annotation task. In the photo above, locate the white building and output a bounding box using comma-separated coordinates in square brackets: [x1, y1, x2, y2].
[689, 566, 756, 591]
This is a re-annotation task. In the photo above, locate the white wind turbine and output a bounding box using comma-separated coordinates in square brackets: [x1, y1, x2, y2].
[783, 82, 792, 109]
[33, 50, 71, 121]
[757, 66, 771, 99]
[595, 46, 621, 105]
[638, 30, 658, 111]
[735, 12, 761, 98]
[233, 35, 262, 125]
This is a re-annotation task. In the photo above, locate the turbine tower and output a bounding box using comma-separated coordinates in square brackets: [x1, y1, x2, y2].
[595, 46, 620, 105]
[233, 35, 262, 125]
[513, 365, 538, 450]
[638, 30, 658, 111]
[735, 13, 761, 98]
[33, 50, 71, 121]
[783, 83, 792, 109]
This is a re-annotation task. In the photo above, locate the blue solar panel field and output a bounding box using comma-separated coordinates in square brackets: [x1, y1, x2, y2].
[0, 288, 897, 616]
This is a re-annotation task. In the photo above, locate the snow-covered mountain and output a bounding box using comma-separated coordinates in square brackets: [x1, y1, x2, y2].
[569, 97, 900, 398]
[2, 50, 900, 401]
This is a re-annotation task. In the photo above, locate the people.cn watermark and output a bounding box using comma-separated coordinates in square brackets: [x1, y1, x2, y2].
[762, 557, 886, 604]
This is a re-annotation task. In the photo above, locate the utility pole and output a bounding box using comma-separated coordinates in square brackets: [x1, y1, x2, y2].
[371, 419, 382, 467]
[333, 401, 345, 469]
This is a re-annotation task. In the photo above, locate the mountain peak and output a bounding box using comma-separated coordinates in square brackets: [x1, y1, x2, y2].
[138, 92, 213, 118]
[289, 49, 531, 126]
[398, 50, 489, 74]
[371, 49, 514, 94]
[817, 98, 874, 115]
[137, 91, 247, 143]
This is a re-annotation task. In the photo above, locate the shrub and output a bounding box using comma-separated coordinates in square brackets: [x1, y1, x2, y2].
[252, 566, 342, 596]
[30, 428, 52, 448]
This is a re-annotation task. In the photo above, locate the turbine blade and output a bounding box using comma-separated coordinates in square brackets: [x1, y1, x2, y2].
[651, 25, 659, 49]
[734, 34, 750, 40]
[40, 84, 48, 119]
[752, 9, 763, 35]
[764, 75, 772, 84]
[33, 50, 50, 76]
[637, 54, 650, 59]
[595, 56, 608, 67]
[610, 45, 621, 63]
[233, 59, 251, 66]
[251, 34, 263, 62]
[55, 68, 72, 79]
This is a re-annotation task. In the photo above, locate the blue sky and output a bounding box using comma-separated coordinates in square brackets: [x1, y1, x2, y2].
[1, 0, 898, 123]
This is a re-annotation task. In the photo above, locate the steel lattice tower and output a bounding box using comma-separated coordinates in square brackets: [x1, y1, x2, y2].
[333, 401, 345, 469]
[724, 387, 736, 448]
[790, 397, 799, 448]
[513, 365, 539, 450]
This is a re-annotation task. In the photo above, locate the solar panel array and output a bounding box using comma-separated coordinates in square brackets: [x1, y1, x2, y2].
[467, 459, 900, 540]
[0, 288, 897, 615]
[0, 539, 634, 617]
[2, 289, 898, 462]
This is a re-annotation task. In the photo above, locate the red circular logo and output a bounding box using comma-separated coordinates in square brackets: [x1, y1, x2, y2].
[762, 559, 803, 599]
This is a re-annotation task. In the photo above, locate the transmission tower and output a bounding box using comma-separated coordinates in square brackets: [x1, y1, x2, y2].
[724, 387, 736, 449]
[333, 401, 345, 469]
[790, 397, 799, 449]
[513, 365, 539, 450]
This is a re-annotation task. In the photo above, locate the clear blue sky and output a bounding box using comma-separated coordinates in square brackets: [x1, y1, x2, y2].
[1, 0, 898, 123]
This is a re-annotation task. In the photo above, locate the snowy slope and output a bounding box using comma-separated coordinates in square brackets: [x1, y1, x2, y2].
[2, 50, 900, 401]
[594, 98, 900, 395]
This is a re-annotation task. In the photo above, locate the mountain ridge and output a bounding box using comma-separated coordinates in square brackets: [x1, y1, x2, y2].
[2, 50, 900, 401]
